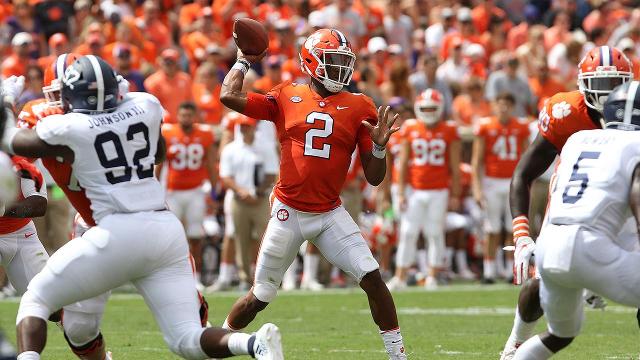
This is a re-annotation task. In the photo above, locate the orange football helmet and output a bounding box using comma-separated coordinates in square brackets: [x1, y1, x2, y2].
[578, 46, 633, 111]
[299, 29, 356, 93]
[43, 53, 81, 108]
[414, 89, 443, 125]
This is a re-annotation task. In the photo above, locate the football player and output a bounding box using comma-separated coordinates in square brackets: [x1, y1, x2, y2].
[219, 29, 407, 359]
[387, 89, 461, 290]
[472, 92, 530, 283]
[2, 55, 282, 360]
[513, 80, 640, 359]
[501, 46, 634, 359]
[156, 101, 217, 290]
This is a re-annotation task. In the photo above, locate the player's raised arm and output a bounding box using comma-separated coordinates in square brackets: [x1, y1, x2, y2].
[1, 108, 72, 161]
[360, 106, 401, 186]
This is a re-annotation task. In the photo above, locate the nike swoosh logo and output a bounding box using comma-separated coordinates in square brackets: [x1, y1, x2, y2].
[391, 340, 402, 344]
[337, 106, 349, 110]
[25, 232, 35, 238]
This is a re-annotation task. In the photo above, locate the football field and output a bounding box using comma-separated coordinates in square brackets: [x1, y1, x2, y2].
[1, 284, 638, 359]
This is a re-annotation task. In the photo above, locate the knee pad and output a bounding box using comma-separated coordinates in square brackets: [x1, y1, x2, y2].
[16, 290, 53, 325]
[167, 327, 206, 360]
[62, 311, 101, 347]
[64, 331, 104, 358]
[253, 282, 278, 303]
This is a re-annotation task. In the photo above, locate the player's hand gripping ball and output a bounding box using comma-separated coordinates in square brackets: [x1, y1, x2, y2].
[233, 18, 269, 56]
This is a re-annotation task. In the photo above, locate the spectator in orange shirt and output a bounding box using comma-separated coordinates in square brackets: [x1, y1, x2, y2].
[193, 62, 223, 125]
[37, 33, 69, 70]
[452, 77, 492, 127]
[367, 37, 389, 86]
[113, 44, 146, 92]
[179, 0, 210, 34]
[528, 60, 566, 111]
[619, 38, 640, 81]
[381, 61, 414, 105]
[256, 0, 293, 26]
[144, 48, 193, 123]
[253, 56, 284, 94]
[268, 20, 296, 60]
[17, 65, 44, 109]
[136, 0, 172, 51]
[74, 26, 107, 58]
[440, 8, 481, 60]
[182, 7, 223, 72]
[212, 0, 253, 39]
[472, 0, 510, 34]
[543, 10, 572, 51]
[2, 32, 35, 78]
[480, 16, 507, 60]
[103, 23, 142, 70]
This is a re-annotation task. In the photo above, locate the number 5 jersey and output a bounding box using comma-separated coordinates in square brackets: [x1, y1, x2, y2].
[35, 92, 166, 223]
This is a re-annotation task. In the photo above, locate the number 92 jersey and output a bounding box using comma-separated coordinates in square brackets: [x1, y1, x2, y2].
[548, 129, 640, 235]
[265, 81, 377, 213]
[35, 92, 166, 223]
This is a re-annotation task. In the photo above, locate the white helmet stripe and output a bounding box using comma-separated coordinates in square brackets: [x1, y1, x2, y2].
[55, 53, 66, 80]
[601, 46, 611, 66]
[86, 55, 105, 111]
[334, 30, 347, 46]
[623, 80, 639, 124]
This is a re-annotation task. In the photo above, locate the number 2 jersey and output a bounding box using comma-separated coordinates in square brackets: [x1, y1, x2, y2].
[245, 81, 378, 212]
[161, 123, 214, 191]
[548, 129, 640, 236]
[35, 92, 166, 223]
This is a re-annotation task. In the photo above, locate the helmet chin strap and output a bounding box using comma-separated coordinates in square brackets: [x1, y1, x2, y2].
[322, 78, 343, 93]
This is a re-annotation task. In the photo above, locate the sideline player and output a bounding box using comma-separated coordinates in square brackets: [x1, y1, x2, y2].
[513, 80, 640, 359]
[387, 89, 461, 290]
[157, 101, 217, 288]
[219, 29, 407, 359]
[501, 46, 634, 359]
[2, 55, 282, 360]
[472, 93, 530, 283]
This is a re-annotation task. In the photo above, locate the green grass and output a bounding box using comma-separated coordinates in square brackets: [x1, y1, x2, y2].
[1, 284, 638, 359]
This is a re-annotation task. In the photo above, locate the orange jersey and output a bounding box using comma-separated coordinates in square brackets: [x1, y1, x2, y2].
[162, 123, 215, 190]
[262, 82, 377, 212]
[475, 116, 530, 178]
[401, 119, 459, 190]
[538, 90, 599, 151]
[18, 99, 97, 226]
[0, 158, 43, 234]
[387, 127, 405, 184]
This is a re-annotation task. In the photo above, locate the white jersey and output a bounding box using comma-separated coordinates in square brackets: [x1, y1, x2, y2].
[548, 129, 640, 237]
[35, 92, 166, 222]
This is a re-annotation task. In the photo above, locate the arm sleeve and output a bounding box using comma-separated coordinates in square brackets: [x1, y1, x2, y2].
[244, 92, 280, 122]
[21, 177, 47, 199]
[35, 114, 71, 145]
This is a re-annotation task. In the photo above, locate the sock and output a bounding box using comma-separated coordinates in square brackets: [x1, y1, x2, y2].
[455, 250, 470, 272]
[219, 263, 232, 283]
[302, 253, 319, 283]
[416, 249, 428, 274]
[282, 257, 298, 287]
[227, 332, 252, 356]
[511, 307, 538, 344]
[230, 264, 239, 282]
[445, 247, 455, 271]
[513, 335, 553, 360]
[17, 352, 40, 360]
[380, 327, 405, 357]
[495, 246, 505, 276]
[483, 259, 496, 279]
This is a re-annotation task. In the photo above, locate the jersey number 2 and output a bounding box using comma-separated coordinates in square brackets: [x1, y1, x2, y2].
[562, 151, 601, 204]
[304, 112, 333, 159]
[94, 122, 155, 184]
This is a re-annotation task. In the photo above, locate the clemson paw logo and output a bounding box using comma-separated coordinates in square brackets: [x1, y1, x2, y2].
[551, 101, 571, 119]
[277, 209, 289, 221]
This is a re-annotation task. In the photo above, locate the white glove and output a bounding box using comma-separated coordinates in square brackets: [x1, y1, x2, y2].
[513, 236, 535, 285]
[1, 75, 25, 106]
[116, 75, 129, 101]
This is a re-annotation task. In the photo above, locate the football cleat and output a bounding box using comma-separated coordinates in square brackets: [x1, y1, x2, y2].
[500, 337, 519, 360]
[386, 277, 407, 291]
[206, 279, 232, 292]
[300, 279, 324, 291]
[253, 323, 283, 360]
[424, 276, 438, 291]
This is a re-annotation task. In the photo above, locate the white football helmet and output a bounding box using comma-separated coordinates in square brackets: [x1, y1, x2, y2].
[414, 89, 443, 125]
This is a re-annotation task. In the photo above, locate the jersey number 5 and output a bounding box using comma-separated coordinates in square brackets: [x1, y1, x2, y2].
[562, 151, 601, 204]
[304, 112, 333, 159]
[94, 122, 155, 184]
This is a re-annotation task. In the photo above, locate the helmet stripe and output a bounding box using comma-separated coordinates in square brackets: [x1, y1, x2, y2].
[623, 80, 639, 124]
[55, 53, 66, 80]
[334, 30, 347, 46]
[601, 46, 610, 66]
[86, 55, 105, 111]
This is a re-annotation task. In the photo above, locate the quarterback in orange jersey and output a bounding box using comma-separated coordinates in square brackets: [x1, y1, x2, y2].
[157, 101, 217, 286]
[500, 46, 634, 359]
[0, 156, 47, 296]
[472, 93, 530, 284]
[386, 89, 461, 291]
[220, 28, 407, 359]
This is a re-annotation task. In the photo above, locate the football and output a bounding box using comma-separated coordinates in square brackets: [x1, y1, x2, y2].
[233, 18, 269, 56]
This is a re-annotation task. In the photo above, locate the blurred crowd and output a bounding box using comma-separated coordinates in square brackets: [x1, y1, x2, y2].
[1, 0, 640, 294]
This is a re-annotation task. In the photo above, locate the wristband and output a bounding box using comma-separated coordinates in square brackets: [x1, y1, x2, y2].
[231, 59, 250, 75]
[512, 215, 530, 238]
[372, 142, 386, 159]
